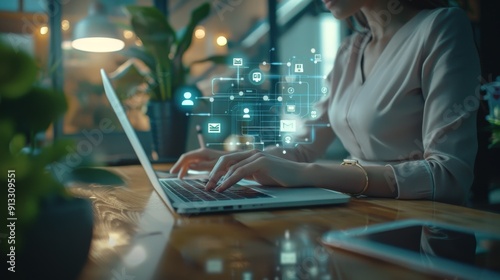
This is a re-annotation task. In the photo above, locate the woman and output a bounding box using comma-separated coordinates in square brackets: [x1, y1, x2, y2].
[170, 0, 480, 205]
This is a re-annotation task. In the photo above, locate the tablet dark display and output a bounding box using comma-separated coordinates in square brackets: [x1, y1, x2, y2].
[355, 224, 500, 273]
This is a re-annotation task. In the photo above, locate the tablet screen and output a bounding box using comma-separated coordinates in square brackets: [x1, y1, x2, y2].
[356, 224, 500, 273]
[322, 220, 500, 278]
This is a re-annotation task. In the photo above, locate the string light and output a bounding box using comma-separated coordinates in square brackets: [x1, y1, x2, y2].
[61, 20, 70, 31]
[194, 26, 205, 39]
[40, 25, 48, 35]
[216, 35, 227, 46]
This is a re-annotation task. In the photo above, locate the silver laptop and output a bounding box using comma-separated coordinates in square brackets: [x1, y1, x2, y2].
[101, 69, 350, 214]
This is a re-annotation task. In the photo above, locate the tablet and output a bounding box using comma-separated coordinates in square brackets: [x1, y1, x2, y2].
[322, 219, 500, 280]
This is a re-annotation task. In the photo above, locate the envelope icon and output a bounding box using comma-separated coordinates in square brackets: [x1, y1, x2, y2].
[208, 123, 221, 133]
[286, 104, 296, 113]
[280, 120, 296, 132]
[233, 58, 243, 66]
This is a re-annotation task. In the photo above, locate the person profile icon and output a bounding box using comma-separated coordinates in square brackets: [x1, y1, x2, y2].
[243, 107, 251, 119]
[181, 92, 194, 106]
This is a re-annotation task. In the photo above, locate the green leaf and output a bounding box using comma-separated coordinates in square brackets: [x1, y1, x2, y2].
[126, 6, 176, 44]
[122, 47, 156, 71]
[0, 42, 37, 98]
[174, 2, 211, 61]
[109, 59, 150, 100]
[126, 5, 178, 101]
[189, 55, 229, 66]
[126, 6, 175, 62]
[9, 133, 26, 154]
[0, 86, 67, 134]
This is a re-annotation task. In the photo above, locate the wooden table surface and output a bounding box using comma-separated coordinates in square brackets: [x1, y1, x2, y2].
[70, 164, 500, 280]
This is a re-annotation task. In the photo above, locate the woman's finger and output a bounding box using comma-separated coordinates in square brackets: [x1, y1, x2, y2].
[215, 159, 264, 192]
[169, 150, 200, 173]
[177, 162, 191, 179]
[205, 150, 258, 191]
[224, 151, 264, 179]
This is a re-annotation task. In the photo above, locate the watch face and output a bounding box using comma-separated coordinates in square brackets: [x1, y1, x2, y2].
[342, 159, 357, 165]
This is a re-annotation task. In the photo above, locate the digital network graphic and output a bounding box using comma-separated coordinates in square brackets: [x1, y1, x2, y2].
[185, 48, 331, 152]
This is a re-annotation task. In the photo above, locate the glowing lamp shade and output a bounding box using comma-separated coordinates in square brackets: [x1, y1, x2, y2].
[71, 2, 124, 52]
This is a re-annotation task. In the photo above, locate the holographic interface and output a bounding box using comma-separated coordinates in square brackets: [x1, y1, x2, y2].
[186, 48, 331, 151]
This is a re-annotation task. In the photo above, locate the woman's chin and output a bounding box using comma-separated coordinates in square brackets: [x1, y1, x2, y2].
[323, 0, 336, 10]
[329, 9, 349, 20]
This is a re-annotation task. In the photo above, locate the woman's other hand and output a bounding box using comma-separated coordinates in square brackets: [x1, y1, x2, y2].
[205, 149, 308, 192]
[169, 148, 229, 179]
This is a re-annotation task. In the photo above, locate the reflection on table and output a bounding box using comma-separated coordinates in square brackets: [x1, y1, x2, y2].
[70, 164, 500, 280]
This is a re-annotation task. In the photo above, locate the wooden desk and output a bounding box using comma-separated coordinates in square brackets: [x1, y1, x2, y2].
[71, 164, 500, 280]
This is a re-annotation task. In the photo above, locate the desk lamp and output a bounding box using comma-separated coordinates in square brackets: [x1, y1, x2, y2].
[71, 1, 124, 52]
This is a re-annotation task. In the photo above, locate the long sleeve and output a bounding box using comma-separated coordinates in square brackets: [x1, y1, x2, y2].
[388, 8, 480, 205]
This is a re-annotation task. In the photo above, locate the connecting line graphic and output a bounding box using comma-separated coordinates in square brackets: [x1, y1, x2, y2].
[199, 51, 327, 148]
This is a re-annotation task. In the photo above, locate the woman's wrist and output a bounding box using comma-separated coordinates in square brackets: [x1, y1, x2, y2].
[298, 162, 367, 194]
[341, 159, 369, 196]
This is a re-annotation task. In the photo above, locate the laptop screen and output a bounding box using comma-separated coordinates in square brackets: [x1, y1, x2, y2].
[101, 69, 177, 213]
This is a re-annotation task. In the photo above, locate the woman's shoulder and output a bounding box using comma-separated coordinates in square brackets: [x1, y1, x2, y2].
[425, 6, 468, 19]
[415, 7, 473, 49]
[418, 7, 471, 33]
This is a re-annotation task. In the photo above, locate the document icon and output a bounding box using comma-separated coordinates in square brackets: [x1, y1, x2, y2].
[233, 58, 243, 66]
[294, 64, 304, 73]
[208, 123, 221, 133]
[314, 54, 322, 62]
[252, 72, 262, 83]
[280, 120, 296, 132]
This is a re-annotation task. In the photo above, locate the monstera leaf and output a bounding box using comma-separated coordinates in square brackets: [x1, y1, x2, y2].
[124, 2, 225, 101]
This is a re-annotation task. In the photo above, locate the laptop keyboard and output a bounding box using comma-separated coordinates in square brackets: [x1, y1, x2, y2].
[160, 179, 271, 202]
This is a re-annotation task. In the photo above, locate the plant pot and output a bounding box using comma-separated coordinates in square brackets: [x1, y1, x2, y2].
[147, 100, 189, 161]
[18, 195, 93, 280]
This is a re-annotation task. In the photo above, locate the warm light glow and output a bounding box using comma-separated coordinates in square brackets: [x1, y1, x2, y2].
[135, 39, 143, 46]
[61, 20, 70, 31]
[61, 40, 73, 50]
[124, 245, 147, 267]
[72, 37, 125, 52]
[108, 233, 119, 247]
[40, 26, 48, 35]
[216, 35, 227, 46]
[194, 27, 205, 39]
[123, 30, 134, 39]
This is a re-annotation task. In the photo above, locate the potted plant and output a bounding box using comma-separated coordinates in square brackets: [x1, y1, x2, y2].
[0, 40, 96, 279]
[117, 2, 227, 161]
[481, 77, 500, 148]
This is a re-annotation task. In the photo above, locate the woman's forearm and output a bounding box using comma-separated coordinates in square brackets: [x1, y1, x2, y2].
[299, 162, 398, 198]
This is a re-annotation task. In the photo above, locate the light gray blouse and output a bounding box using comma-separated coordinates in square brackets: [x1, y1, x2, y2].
[288, 7, 481, 205]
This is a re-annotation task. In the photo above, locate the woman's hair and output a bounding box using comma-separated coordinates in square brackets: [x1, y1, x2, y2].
[347, 0, 451, 31]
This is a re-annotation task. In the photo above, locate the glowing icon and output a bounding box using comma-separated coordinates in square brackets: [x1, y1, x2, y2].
[294, 64, 303, 73]
[284, 135, 292, 144]
[287, 87, 295, 94]
[243, 107, 251, 119]
[249, 69, 265, 85]
[208, 123, 221, 133]
[181, 92, 194, 106]
[314, 54, 322, 62]
[311, 110, 317, 118]
[233, 58, 243, 66]
[280, 120, 296, 132]
[252, 72, 262, 83]
[286, 104, 296, 113]
[321, 86, 328, 94]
